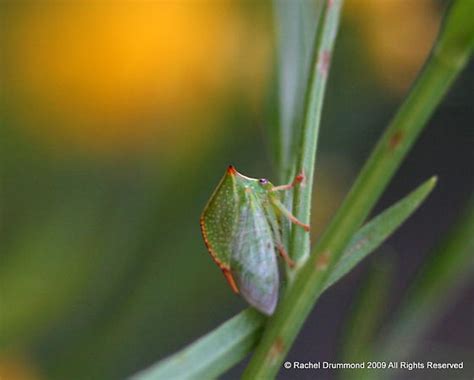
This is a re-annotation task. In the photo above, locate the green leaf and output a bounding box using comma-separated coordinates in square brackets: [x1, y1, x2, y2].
[323, 176, 437, 291]
[273, 0, 323, 180]
[130, 309, 265, 380]
[288, 0, 342, 265]
[272, 0, 326, 269]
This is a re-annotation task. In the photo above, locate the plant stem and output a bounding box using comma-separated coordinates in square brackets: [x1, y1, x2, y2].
[243, 1, 474, 378]
[131, 309, 265, 380]
[273, 0, 321, 181]
[289, 0, 343, 265]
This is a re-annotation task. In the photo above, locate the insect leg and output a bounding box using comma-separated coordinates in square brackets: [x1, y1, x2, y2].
[276, 244, 295, 268]
[264, 204, 295, 268]
[270, 197, 310, 232]
[271, 171, 305, 192]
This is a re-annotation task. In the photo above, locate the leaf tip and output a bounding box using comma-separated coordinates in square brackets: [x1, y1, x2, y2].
[427, 175, 438, 190]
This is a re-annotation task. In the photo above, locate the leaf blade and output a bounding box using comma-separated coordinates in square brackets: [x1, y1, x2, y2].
[130, 309, 264, 380]
[323, 176, 437, 291]
[273, 0, 323, 180]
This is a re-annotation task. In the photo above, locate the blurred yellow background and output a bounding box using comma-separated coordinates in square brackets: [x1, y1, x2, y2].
[3, 2, 270, 158]
[4, 1, 470, 380]
[3, 0, 438, 159]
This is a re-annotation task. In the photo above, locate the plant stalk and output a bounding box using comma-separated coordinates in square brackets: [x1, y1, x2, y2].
[289, 0, 343, 266]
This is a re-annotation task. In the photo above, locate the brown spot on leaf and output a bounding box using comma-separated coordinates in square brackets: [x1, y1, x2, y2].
[227, 165, 237, 175]
[269, 336, 285, 359]
[315, 251, 330, 271]
[389, 131, 403, 150]
[318, 50, 332, 77]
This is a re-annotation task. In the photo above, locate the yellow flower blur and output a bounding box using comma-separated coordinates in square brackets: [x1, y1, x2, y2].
[0, 352, 42, 380]
[3, 3, 271, 158]
[347, 0, 441, 94]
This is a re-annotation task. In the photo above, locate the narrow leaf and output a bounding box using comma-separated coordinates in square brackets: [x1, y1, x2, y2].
[130, 309, 265, 380]
[323, 176, 437, 291]
[289, 0, 342, 264]
[273, 0, 323, 180]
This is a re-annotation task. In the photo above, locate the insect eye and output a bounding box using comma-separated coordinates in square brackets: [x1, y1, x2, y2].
[259, 178, 268, 185]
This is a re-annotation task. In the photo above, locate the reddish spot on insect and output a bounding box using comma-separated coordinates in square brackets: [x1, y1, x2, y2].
[389, 131, 404, 150]
[315, 251, 330, 270]
[199, 216, 218, 263]
[227, 165, 237, 175]
[318, 50, 332, 77]
[200, 216, 236, 285]
[223, 269, 239, 293]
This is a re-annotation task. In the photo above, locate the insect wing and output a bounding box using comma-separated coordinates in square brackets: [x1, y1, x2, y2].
[200, 169, 239, 274]
[231, 194, 279, 315]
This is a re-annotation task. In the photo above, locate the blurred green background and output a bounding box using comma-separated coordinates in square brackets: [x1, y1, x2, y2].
[0, 1, 472, 379]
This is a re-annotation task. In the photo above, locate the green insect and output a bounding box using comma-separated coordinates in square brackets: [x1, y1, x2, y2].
[200, 165, 310, 315]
